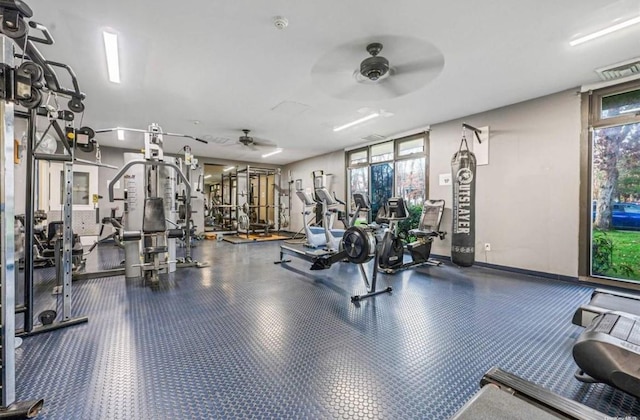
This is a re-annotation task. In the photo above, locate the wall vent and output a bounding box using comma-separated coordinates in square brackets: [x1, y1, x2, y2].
[596, 57, 640, 81]
[362, 134, 386, 142]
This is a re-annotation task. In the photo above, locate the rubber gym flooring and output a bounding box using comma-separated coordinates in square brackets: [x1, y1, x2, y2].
[16, 240, 640, 419]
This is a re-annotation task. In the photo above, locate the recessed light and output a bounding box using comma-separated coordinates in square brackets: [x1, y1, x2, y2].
[102, 31, 120, 83]
[204, 174, 212, 179]
[333, 113, 380, 132]
[570, 15, 640, 46]
[223, 166, 235, 172]
[262, 148, 283, 158]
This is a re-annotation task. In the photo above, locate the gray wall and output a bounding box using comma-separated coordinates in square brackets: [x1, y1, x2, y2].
[277, 89, 582, 277]
[428, 89, 581, 277]
[282, 150, 346, 234]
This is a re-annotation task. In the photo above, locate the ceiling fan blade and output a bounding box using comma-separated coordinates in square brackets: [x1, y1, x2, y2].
[394, 54, 445, 75]
[379, 78, 404, 97]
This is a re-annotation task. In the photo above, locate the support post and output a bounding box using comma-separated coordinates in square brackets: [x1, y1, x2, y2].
[0, 34, 16, 408]
[62, 162, 73, 320]
[22, 109, 36, 333]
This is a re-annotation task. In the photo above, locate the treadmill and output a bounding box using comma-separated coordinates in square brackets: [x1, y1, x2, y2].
[451, 368, 604, 420]
[572, 288, 640, 328]
[571, 288, 640, 399]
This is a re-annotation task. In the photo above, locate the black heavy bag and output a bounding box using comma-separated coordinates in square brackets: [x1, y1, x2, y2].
[451, 138, 477, 267]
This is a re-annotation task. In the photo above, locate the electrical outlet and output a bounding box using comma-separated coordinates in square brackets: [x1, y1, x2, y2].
[484, 243, 491, 252]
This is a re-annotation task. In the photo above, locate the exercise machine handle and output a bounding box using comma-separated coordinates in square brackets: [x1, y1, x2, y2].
[27, 20, 52, 45]
[108, 159, 191, 203]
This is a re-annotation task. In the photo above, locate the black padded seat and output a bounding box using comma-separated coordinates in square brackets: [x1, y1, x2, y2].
[167, 229, 183, 239]
[409, 199, 445, 238]
[143, 198, 167, 234]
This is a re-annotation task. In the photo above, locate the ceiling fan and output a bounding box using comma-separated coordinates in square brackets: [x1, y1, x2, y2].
[311, 35, 445, 101]
[234, 129, 275, 150]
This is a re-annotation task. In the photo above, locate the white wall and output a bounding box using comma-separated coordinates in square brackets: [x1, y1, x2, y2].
[282, 150, 346, 234]
[428, 89, 582, 277]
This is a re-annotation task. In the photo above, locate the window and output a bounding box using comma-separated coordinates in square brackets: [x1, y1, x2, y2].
[396, 157, 426, 207]
[60, 171, 90, 205]
[601, 88, 640, 119]
[371, 141, 394, 163]
[397, 137, 424, 156]
[349, 149, 368, 166]
[588, 80, 640, 283]
[49, 163, 98, 211]
[346, 133, 429, 218]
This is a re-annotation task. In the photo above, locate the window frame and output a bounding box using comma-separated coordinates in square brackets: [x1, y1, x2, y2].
[345, 132, 430, 215]
[579, 79, 640, 286]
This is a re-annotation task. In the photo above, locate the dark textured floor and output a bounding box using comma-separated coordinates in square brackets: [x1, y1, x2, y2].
[13, 240, 640, 419]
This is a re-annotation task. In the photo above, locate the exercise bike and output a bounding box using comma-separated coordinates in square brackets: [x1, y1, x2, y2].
[377, 197, 447, 274]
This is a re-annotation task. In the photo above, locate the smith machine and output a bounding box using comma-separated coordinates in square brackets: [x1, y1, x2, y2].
[0, 0, 91, 416]
[106, 124, 209, 285]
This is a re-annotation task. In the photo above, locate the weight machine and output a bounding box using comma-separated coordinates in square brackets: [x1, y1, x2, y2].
[0, 0, 90, 416]
[235, 166, 282, 237]
[106, 123, 209, 284]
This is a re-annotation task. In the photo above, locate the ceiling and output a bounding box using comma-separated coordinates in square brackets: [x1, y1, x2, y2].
[26, 0, 640, 165]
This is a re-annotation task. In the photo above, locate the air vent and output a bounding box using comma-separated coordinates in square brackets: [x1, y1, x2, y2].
[362, 134, 386, 142]
[596, 57, 640, 81]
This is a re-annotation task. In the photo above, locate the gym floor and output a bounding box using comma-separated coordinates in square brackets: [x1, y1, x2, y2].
[16, 240, 640, 419]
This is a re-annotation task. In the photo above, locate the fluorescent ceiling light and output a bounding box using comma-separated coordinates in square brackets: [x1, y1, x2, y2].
[102, 31, 121, 83]
[570, 15, 640, 46]
[262, 148, 283, 158]
[117, 129, 125, 141]
[621, 106, 640, 114]
[204, 174, 212, 179]
[223, 166, 235, 172]
[333, 113, 380, 132]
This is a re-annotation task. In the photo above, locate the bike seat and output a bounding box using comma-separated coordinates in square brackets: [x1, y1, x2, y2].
[0, 0, 33, 18]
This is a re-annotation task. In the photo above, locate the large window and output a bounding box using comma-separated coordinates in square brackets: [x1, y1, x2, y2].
[588, 82, 640, 283]
[347, 133, 428, 218]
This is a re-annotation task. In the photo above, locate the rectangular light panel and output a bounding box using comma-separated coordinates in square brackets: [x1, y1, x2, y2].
[102, 31, 121, 83]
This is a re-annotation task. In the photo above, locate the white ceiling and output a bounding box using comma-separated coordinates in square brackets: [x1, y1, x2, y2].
[27, 0, 640, 165]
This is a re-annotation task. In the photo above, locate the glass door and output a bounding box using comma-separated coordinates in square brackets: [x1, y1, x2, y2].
[370, 162, 394, 217]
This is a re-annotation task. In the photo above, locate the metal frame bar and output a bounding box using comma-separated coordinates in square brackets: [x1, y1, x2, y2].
[0, 34, 16, 408]
[22, 109, 35, 333]
[462, 123, 483, 144]
[61, 162, 73, 319]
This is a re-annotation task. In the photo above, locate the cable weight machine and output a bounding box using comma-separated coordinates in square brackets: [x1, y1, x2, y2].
[106, 123, 209, 284]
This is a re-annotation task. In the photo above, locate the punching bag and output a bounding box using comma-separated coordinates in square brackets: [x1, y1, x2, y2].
[451, 137, 476, 267]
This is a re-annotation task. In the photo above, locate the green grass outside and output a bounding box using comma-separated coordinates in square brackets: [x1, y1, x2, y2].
[592, 229, 640, 282]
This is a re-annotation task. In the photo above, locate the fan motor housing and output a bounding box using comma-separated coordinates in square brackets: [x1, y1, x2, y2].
[360, 56, 389, 81]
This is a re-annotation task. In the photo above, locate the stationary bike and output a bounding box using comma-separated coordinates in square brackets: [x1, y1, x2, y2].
[377, 197, 447, 274]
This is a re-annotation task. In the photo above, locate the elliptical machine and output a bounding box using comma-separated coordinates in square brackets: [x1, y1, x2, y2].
[377, 197, 447, 274]
[294, 180, 330, 248]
